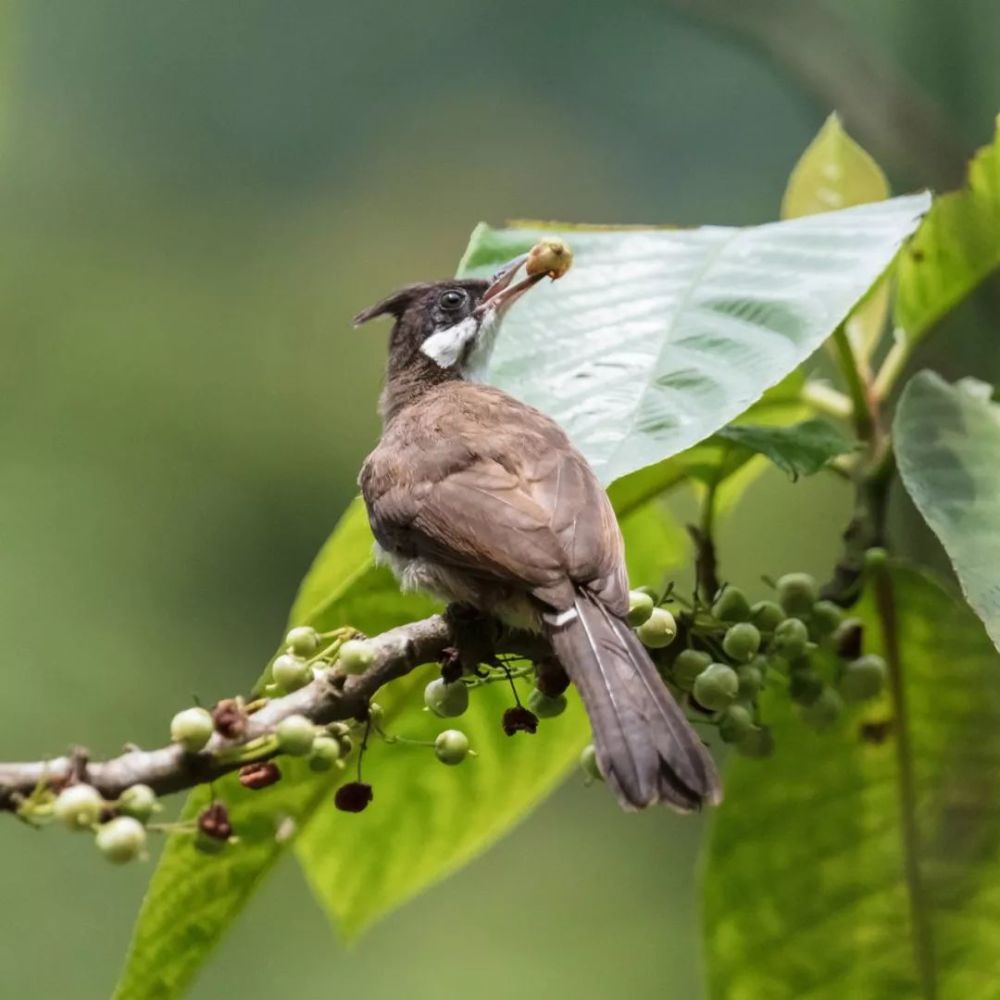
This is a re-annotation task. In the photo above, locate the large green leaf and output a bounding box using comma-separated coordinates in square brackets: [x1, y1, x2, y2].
[461, 193, 926, 484]
[292, 500, 678, 936]
[703, 566, 1000, 998]
[113, 501, 435, 999]
[780, 113, 891, 358]
[896, 117, 1000, 343]
[895, 371, 1000, 651]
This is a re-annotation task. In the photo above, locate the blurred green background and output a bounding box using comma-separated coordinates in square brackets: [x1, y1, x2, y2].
[1, 2, 998, 997]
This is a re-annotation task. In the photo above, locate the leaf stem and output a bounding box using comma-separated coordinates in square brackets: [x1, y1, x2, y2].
[873, 568, 937, 999]
[801, 380, 853, 419]
[831, 325, 875, 442]
[872, 334, 911, 400]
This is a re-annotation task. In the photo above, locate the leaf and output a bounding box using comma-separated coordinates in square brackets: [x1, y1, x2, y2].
[716, 419, 856, 480]
[113, 500, 434, 1000]
[292, 503, 664, 936]
[780, 113, 891, 358]
[703, 565, 1000, 998]
[894, 371, 1000, 651]
[460, 194, 925, 485]
[896, 117, 1000, 343]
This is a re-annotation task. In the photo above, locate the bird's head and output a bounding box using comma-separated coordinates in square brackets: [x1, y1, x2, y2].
[353, 253, 545, 383]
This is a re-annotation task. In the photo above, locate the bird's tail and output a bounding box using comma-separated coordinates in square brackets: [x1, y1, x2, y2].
[545, 591, 722, 812]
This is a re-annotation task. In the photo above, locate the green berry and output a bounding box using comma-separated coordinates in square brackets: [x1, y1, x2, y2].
[672, 649, 712, 691]
[285, 626, 319, 657]
[722, 622, 761, 663]
[308, 735, 343, 772]
[809, 600, 843, 640]
[272, 653, 312, 692]
[789, 668, 824, 706]
[527, 688, 567, 718]
[170, 706, 214, 752]
[96, 816, 146, 864]
[118, 784, 158, 823]
[736, 725, 775, 758]
[424, 678, 470, 718]
[636, 607, 677, 649]
[771, 617, 809, 660]
[799, 686, 844, 729]
[276, 714, 316, 756]
[736, 662, 764, 698]
[54, 784, 104, 831]
[750, 600, 785, 632]
[434, 729, 471, 765]
[864, 547, 888, 572]
[579, 743, 603, 782]
[338, 639, 375, 675]
[627, 590, 656, 627]
[693, 663, 739, 710]
[718, 704, 756, 743]
[712, 586, 751, 623]
[776, 573, 818, 617]
[840, 654, 887, 702]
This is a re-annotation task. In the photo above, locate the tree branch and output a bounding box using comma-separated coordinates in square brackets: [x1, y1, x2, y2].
[0, 615, 549, 813]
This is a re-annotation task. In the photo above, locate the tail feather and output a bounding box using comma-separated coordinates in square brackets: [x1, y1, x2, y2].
[546, 591, 722, 812]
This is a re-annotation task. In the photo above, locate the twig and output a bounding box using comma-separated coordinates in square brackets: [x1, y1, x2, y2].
[0, 615, 549, 812]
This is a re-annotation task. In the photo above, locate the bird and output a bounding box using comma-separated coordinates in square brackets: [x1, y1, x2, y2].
[355, 252, 721, 812]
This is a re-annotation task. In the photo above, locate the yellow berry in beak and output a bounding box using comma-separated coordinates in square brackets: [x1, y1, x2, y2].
[526, 238, 573, 280]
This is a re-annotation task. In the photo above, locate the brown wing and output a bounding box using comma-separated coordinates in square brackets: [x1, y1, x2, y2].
[360, 384, 628, 614]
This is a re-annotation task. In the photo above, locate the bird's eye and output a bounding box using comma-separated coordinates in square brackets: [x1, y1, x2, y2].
[439, 289, 468, 311]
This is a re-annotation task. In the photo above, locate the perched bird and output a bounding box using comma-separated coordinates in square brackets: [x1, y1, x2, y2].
[355, 254, 721, 812]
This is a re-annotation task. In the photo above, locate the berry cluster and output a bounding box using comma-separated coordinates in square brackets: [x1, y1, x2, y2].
[609, 572, 886, 766]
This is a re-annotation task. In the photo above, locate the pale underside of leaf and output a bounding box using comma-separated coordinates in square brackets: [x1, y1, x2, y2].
[894, 370, 1000, 652]
[461, 194, 926, 485]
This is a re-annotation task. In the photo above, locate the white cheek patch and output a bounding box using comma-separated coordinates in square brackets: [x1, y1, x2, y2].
[420, 316, 479, 369]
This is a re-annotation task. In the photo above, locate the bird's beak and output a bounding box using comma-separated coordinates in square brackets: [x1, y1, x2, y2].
[476, 254, 545, 319]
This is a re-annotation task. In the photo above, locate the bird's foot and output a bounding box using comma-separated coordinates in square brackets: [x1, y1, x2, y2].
[443, 603, 501, 675]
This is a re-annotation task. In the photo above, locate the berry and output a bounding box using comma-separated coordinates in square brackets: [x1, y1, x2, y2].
[338, 639, 375, 675]
[276, 714, 316, 756]
[693, 663, 739, 711]
[308, 735, 343, 772]
[776, 573, 818, 617]
[334, 781, 373, 813]
[527, 688, 567, 718]
[736, 662, 764, 698]
[800, 686, 844, 729]
[789, 668, 824, 706]
[771, 617, 809, 660]
[636, 607, 677, 649]
[502, 706, 539, 735]
[718, 704, 756, 743]
[809, 600, 843, 640]
[170, 707, 214, 752]
[627, 590, 656, 627]
[212, 698, 248, 740]
[285, 625, 319, 657]
[526, 238, 573, 279]
[434, 729, 471, 765]
[833, 618, 864, 659]
[736, 725, 775, 758]
[96, 816, 146, 864]
[864, 547, 888, 572]
[197, 801, 232, 842]
[272, 654, 312, 692]
[672, 649, 712, 691]
[840, 654, 887, 702]
[712, 586, 751, 623]
[118, 784, 158, 823]
[750, 600, 785, 632]
[424, 678, 470, 718]
[579, 743, 603, 782]
[54, 784, 104, 831]
[722, 622, 761, 663]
